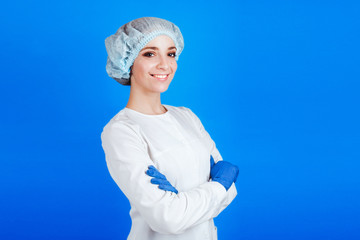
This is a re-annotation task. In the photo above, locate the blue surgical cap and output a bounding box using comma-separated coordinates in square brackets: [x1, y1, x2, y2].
[105, 17, 185, 86]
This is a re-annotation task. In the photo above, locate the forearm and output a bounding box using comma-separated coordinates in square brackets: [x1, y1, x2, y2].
[107, 157, 230, 234]
[102, 117, 238, 235]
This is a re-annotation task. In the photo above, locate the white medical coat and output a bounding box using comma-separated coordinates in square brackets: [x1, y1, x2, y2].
[101, 104, 237, 240]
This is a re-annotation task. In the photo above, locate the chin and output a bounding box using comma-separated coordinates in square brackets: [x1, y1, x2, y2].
[156, 85, 170, 93]
[153, 80, 172, 93]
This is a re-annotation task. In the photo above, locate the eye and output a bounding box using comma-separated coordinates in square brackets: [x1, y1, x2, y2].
[168, 52, 176, 58]
[143, 52, 155, 57]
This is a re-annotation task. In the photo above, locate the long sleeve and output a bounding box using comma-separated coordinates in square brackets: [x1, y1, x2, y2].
[184, 107, 238, 215]
[101, 121, 232, 235]
[184, 108, 223, 163]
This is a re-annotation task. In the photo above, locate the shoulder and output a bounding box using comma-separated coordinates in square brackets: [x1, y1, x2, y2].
[165, 104, 198, 119]
[100, 110, 149, 157]
[101, 109, 142, 143]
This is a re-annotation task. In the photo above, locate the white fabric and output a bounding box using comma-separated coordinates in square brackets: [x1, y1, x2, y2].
[101, 104, 237, 240]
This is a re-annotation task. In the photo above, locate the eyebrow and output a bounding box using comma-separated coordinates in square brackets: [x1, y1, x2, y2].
[140, 46, 177, 52]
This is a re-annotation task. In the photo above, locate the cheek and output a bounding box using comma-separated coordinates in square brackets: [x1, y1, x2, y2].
[133, 60, 150, 76]
[171, 61, 178, 72]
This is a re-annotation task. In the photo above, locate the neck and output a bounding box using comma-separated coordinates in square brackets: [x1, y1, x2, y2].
[126, 86, 166, 115]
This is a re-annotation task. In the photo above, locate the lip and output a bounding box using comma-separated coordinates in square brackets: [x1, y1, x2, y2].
[150, 74, 170, 81]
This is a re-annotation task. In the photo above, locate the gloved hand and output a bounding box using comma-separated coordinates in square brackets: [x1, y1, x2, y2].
[146, 165, 178, 194]
[210, 155, 215, 169]
[210, 160, 239, 191]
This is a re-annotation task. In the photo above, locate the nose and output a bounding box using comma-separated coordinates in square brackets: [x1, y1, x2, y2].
[156, 54, 169, 70]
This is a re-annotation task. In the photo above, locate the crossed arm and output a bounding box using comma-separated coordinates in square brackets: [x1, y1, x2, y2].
[102, 107, 238, 234]
[102, 122, 238, 235]
[146, 155, 239, 194]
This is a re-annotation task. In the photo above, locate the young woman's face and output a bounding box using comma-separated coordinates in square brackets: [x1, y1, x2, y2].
[130, 35, 178, 94]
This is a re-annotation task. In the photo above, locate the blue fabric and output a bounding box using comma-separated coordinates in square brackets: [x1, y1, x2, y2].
[105, 17, 184, 85]
[146, 165, 178, 194]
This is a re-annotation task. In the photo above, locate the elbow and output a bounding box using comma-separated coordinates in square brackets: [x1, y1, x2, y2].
[135, 193, 192, 234]
[162, 218, 188, 235]
[144, 202, 187, 235]
[148, 218, 186, 235]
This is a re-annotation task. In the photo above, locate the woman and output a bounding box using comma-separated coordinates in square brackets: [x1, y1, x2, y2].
[101, 17, 239, 240]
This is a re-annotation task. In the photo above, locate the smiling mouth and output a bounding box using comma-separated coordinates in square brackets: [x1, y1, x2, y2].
[150, 74, 169, 80]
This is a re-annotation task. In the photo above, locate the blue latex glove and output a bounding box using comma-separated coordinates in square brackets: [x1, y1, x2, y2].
[210, 161, 239, 191]
[210, 155, 215, 169]
[209, 155, 215, 181]
[146, 165, 178, 194]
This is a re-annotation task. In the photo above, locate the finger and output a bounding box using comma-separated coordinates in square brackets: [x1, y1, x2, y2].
[158, 184, 172, 191]
[159, 184, 178, 194]
[233, 166, 239, 183]
[150, 178, 169, 185]
[148, 165, 156, 170]
[146, 166, 166, 179]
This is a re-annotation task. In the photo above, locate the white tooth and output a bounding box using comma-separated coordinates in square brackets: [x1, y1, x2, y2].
[154, 74, 167, 78]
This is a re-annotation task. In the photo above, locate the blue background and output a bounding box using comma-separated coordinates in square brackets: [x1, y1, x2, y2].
[1, 0, 360, 239]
